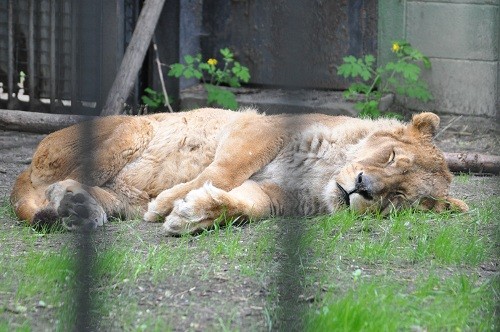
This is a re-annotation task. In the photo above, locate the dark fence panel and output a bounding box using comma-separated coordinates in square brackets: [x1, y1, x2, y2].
[201, 0, 377, 90]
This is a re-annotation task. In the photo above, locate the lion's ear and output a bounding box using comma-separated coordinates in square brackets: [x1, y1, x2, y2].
[433, 196, 469, 213]
[410, 112, 440, 139]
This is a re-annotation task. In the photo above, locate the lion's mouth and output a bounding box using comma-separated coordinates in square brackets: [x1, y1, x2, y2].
[336, 183, 351, 206]
[336, 181, 374, 207]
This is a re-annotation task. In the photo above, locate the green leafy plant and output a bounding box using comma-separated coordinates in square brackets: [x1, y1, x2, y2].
[168, 48, 251, 110]
[141, 87, 167, 109]
[337, 40, 433, 118]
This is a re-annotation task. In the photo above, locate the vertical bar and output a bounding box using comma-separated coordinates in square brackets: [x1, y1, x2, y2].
[115, 0, 124, 68]
[49, 0, 56, 111]
[70, 0, 78, 111]
[153, 0, 180, 111]
[274, 2, 308, 329]
[28, 0, 36, 108]
[7, 0, 14, 107]
[60, 0, 70, 102]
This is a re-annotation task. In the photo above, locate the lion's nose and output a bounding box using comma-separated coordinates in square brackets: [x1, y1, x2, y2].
[354, 172, 374, 200]
[356, 172, 364, 185]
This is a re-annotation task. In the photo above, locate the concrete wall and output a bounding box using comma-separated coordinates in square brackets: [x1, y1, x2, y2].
[199, 0, 377, 90]
[379, 0, 499, 118]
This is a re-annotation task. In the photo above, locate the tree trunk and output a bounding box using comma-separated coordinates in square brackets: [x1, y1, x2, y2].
[100, 0, 167, 116]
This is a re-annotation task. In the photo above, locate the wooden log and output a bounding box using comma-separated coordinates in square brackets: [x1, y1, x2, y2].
[0, 109, 95, 134]
[101, 0, 167, 116]
[444, 152, 500, 175]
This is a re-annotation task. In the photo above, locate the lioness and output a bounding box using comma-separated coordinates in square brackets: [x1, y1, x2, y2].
[11, 108, 468, 234]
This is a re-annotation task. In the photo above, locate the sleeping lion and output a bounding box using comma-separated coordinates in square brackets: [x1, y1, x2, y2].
[10, 108, 468, 234]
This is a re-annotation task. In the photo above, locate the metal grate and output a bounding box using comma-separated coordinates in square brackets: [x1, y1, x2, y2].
[0, 0, 142, 115]
[0, 0, 74, 111]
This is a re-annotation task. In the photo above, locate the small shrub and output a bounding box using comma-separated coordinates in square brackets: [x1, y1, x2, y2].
[141, 87, 168, 109]
[168, 48, 251, 110]
[338, 40, 433, 118]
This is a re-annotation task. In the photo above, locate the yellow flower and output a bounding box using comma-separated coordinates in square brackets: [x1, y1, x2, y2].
[391, 42, 401, 53]
[207, 58, 218, 66]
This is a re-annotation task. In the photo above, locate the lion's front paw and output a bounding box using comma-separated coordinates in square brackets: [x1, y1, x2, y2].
[143, 200, 162, 223]
[143, 191, 178, 222]
[162, 183, 226, 235]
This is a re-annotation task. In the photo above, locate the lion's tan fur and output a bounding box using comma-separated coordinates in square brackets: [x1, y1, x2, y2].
[10, 108, 467, 234]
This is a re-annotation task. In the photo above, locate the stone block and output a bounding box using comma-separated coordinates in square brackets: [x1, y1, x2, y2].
[402, 58, 498, 117]
[408, 0, 499, 5]
[406, 2, 498, 61]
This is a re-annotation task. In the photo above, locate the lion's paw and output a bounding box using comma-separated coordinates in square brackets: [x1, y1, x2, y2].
[57, 188, 107, 230]
[162, 183, 227, 235]
[143, 199, 162, 223]
[144, 191, 177, 223]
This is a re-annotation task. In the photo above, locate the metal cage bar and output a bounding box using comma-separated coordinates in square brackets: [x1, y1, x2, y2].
[7, 0, 14, 106]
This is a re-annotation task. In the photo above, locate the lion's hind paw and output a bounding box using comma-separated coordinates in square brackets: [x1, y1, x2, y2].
[58, 189, 107, 231]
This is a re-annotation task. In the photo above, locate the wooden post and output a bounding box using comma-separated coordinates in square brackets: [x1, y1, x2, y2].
[100, 0, 167, 116]
[0, 109, 95, 134]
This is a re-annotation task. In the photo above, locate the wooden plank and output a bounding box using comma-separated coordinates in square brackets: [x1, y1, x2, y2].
[101, 0, 167, 116]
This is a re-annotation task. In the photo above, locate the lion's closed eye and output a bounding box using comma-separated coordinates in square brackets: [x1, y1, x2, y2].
[394, 191, 407, 199]
[386, 149, 396, 166]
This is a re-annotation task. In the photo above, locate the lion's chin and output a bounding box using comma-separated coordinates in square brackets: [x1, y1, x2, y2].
[349, 194, 380, 214]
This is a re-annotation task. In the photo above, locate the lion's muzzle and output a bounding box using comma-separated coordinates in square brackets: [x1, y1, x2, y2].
[352, 172, 374, 201]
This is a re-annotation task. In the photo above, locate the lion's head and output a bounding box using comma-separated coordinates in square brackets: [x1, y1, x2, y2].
[334, 112, 468, 215]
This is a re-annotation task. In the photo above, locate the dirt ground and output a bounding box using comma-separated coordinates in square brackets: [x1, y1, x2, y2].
[0, 114, 499, 330]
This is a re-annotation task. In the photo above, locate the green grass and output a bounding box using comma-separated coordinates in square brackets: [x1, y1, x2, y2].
[0, 230, 77, 330]
[455, 172, 472, 184]
[309, 206, 490, 265]
[1, 195, 498, 331]
[301, 198, 499, 331]
[307, 274, 497, 331]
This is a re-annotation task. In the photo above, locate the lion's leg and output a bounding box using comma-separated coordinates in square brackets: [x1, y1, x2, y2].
[144, 116, 286, 222]
[163, 180, 285, 235]
[35, 179, 148, 229]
